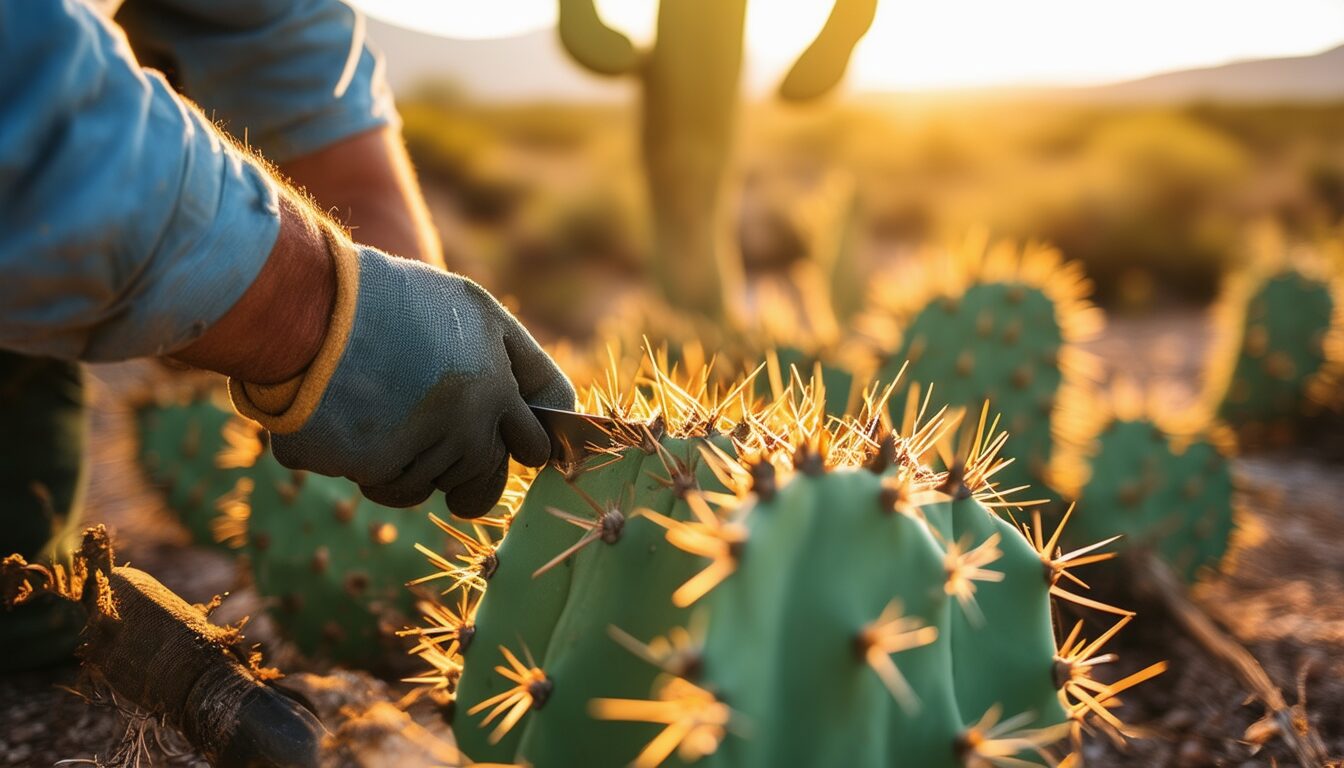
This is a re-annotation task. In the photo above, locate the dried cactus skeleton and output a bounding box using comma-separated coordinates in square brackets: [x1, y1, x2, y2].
[1, 525, 325, 768]
[405, 354, 1161, 767]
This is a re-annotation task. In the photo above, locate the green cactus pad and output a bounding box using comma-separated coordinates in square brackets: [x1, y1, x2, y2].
[136, 393, 246, 549]
[1053, 393, 1238, 585]
[136, 394, 463, 667]
[1207, 267, 1344, 447]
[232, 454, 458, 666]
[759, 346, 856, 417]
[868, 237, 1101, 498]
[412, 365, 1150, 767]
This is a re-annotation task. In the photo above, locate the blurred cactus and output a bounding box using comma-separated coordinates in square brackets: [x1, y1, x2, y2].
[1204, 258, 1343, 448]
[0, 353, 89, 669]
[860, 233, 1104, 498]
[408, 359, 1157, 767]
[137, 394, 475, 668]
[137, 390, 245, 550]
[1052, 384, 1239, 585]
[556, 0, 876, 319]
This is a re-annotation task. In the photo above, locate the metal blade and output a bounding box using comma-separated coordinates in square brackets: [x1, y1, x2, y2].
[529, 405, 620, 464]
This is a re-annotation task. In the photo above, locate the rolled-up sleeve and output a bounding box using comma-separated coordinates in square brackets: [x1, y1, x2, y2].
[116, 0, 397, 163]
[0, 0, 280, 361]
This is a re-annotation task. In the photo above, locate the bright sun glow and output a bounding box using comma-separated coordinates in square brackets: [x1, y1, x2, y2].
[351, 0, 1344, 92]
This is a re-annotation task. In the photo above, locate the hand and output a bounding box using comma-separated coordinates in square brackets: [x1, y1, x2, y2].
[231, 233, 574, 518]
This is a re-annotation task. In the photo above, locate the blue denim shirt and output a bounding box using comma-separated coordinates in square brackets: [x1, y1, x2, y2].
[0, 0, 394, 361]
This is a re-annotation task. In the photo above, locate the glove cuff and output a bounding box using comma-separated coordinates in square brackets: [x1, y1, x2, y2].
[228, 224, 360, 434]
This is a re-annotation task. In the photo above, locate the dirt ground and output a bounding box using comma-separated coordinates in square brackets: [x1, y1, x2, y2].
[1, 308, 1341, 767]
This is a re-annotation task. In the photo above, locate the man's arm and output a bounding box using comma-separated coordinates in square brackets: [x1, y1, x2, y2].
[0, 0, 573, 518]
[0, 0, 280, 361]
[170, 196, 335, 383]
[115, 0, 443, 267]
[279, 126, 442, 267]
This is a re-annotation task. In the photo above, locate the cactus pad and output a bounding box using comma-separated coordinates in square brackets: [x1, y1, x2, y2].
[1053, 385, 1239, 584]
[864, 234, 1103, 497]
[137, 390, 251, 550]
[137, 393, 467, 667]
[408, 360, 1158, 766]
[1205, 264, 1344, 448]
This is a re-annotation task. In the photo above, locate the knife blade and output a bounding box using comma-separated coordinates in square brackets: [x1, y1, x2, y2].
[529, 405, 621, 464]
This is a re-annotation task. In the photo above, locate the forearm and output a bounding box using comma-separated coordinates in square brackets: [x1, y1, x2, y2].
[0, 0, 280, 362]
[279, 126, 444, 268]
[0, 0, 332, 380]
[170, 196, 336, 383]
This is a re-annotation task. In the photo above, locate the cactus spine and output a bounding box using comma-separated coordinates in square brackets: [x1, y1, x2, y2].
[862, 234, 1103, 498]
[556, 0, 876, 318]
[408, 360, 1158, 767]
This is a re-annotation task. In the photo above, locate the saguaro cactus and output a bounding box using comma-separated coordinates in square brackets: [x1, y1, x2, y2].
[407, 360, 1158, 766]
[556, 0, 877, 319]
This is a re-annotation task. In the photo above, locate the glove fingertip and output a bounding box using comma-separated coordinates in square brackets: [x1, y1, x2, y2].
[540, 375, 578, 411]
[361, 481, 434, 509]
[511, 438, 550, 469]
[444, 493, 491, 520]
[443, 457, 510, 519]
[500, 400, 553, 468]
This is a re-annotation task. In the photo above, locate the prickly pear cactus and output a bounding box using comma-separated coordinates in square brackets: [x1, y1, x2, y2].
[862, 234, 1103, 498]
[137, 392, 467, 667]
[137, 391, 252, 550]
[1205, 265, 1343, 448]
[1053, 385, 1238, 584]
[408, 361, 1157, 767]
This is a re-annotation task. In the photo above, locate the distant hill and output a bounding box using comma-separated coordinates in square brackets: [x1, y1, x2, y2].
[365, 15, 1344, 106]
[1082, 44, 1344, 103]
[365, 16, 628, 102]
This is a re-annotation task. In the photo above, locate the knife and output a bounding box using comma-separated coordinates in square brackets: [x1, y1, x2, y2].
[529, 405, 621, 465]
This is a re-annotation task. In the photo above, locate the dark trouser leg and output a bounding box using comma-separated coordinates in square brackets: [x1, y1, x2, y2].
[0, 351, 89, 669]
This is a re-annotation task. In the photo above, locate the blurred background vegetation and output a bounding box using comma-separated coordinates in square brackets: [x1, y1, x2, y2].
[402, 92, 1344, 332]
[351, 0, 1344, 344]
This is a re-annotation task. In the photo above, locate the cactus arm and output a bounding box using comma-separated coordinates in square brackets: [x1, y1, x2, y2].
[778, 0, 878, 102]
[557, 0, 641, 77]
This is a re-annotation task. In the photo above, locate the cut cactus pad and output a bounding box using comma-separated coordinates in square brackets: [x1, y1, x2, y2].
[408, 358, 1158, 766]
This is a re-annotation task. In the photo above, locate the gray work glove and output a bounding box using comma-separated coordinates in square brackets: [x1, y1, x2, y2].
[231, 238, 574, 518]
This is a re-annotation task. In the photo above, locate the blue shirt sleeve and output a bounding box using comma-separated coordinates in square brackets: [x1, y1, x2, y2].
[116, 0, 397, 163]
[0, 0, 281, 362]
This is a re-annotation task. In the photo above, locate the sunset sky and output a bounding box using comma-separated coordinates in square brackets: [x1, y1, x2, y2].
[351, 0, 1344, 92]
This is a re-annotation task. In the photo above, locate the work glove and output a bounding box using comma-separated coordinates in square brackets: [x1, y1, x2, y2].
[230, 231, 574, 518]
